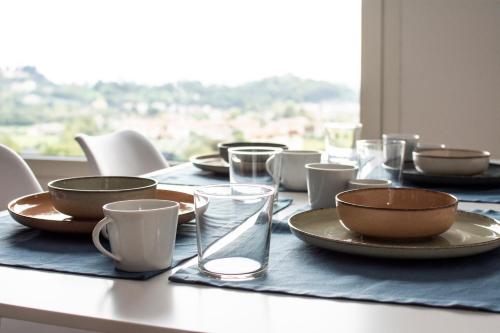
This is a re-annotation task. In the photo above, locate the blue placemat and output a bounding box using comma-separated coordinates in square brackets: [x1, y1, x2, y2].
[170, 209, 500, 313]
[418, 186, 500, 203]
[153, 165, 229, 186]
[0, 212, 198, 280]
[0, 199, 292, 280]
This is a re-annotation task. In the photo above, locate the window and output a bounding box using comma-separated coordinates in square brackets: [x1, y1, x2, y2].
[0, 0, 361, 161]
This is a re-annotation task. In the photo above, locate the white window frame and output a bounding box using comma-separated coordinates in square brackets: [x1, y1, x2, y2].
[360, 0, 401, 138]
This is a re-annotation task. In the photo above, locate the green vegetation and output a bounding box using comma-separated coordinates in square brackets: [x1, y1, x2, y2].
[0, 67, 359, 160]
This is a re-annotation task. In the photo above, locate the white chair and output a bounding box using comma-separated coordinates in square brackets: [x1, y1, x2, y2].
[75, 130, 169, 176]
[0, 144, 43, 209]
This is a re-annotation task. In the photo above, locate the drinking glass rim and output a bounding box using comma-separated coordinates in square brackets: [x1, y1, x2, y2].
[227, 146, 284, 155]
[194, 184, 275, 199]
[356, 139, 406, 147]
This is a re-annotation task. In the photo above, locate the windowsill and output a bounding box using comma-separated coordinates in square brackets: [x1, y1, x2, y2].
[22, 155, 87, 162]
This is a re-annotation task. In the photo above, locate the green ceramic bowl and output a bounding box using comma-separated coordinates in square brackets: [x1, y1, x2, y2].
[48, 176, 157, 219]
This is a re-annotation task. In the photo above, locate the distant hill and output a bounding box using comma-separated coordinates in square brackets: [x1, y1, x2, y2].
[0, 66, 358, 125]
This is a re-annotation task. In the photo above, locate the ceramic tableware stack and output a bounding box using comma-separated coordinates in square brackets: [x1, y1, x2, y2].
[290, 135, 500, 260]
[8, 176, 195, 233]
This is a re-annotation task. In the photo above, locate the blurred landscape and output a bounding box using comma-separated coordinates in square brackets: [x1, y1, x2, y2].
[0, 66, 359, 160]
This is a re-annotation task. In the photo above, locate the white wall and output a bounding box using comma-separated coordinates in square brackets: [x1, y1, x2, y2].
[401, 0, 500, 156]
[361, 0, 500, 157]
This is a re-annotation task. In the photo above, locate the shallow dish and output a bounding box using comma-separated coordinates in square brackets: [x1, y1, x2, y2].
[413, 148, 490, 176]
[190, 153, 229, 175]
[335, 188, 458, 239]
[288, 208, 500, 259]
[218, 141, 288, 162]
[402, 162, 500, 187]
[48, 176, 157, 219]
[8, 189, 195, 234]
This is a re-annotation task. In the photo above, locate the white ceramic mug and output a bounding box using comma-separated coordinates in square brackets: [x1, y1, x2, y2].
[306, 163, 358, 209]
[280, 150, 322, 191]
[92, 199, 179, 272]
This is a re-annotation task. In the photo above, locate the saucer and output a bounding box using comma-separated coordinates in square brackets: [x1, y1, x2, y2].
[288, 208, 500, 259]
[402, 162, 500, 187]
[8, 189, 195, 234]
[190, 153, 229, 175]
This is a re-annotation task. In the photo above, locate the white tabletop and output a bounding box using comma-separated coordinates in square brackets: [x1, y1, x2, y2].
[1, 165, 500, 333]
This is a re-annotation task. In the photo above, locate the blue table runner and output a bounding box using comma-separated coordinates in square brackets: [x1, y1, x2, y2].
[0, 199, 292, 280]
[413, 185, 500, 203]
[0, 213, 196, 280]
[153, 165, 229, 186]
[170, 209, 500, 313]
[155, 163, 500, 202]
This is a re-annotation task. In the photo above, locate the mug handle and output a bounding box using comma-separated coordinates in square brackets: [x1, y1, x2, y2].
[92, 217, 121, 262]
[266, 155, 282, 180]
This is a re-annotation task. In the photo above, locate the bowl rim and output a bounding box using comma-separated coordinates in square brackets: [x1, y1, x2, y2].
[217, 141, 288, 149]
[227, 146, 284, 155]
[335, 187, 458, 211]
[348, 179, 392, 186]
[47, 176, 158, 193]
[306, 163, 357, 171]
[413, 148, 490, 159]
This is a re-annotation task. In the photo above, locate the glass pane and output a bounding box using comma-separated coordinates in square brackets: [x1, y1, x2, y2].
[0, 0, 361, 160]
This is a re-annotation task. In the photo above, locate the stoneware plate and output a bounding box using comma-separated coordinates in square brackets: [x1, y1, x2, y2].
[402, 162, 500, 187]
[8, 189, 195, 234]
[288, 208, 500, 259]
[190, 153, 229, 175]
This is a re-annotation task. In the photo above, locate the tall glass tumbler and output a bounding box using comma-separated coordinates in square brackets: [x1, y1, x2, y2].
[194, 184, 275, 280]
[228, 146, 283, 200]
[356, 139, 406, 184]
[325, 122, 362, 164]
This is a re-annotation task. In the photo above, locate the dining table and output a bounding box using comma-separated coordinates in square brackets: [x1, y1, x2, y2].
[1, 162, 500, 333]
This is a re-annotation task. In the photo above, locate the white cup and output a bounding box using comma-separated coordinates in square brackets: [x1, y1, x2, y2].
[383, 133, 420, 162]
[306, 163, 358, 209]
[92, 199, 179, 272]
[281, 150, 322, 191]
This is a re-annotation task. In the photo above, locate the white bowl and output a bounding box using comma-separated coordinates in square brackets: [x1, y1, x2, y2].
[413, 148, 490, 176]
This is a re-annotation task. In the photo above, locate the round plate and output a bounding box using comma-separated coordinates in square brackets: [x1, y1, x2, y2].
[8, 189, 195, 234]
[288, 208, 500, 259]
[190, 153, 229, 175]
[402, 162, 500, 187]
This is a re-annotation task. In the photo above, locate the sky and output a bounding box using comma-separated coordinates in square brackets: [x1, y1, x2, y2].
[0, 0, 361, 88]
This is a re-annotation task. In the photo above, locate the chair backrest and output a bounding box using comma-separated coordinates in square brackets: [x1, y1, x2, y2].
[75, 130, 169, 176]
[0, 144, 43, 209]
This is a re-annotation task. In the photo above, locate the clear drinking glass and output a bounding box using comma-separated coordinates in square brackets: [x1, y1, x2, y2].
[356, 139, 406, 184]
[194, 184, 275, 280]
[228, 146, 283, 199]
[324, 122, 363, 164]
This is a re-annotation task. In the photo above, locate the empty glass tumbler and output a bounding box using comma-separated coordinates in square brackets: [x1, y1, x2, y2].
[228, 146, 283, 199]
[324, 122, 362, 164]
[356, 139, 406, 184]
[194, 184, 275, 280]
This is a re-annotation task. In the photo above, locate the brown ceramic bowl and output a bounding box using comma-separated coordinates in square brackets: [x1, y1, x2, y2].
[335, 188, 458, 239]
[218, 141, 288, 162]
[48, 176, 157, 219]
